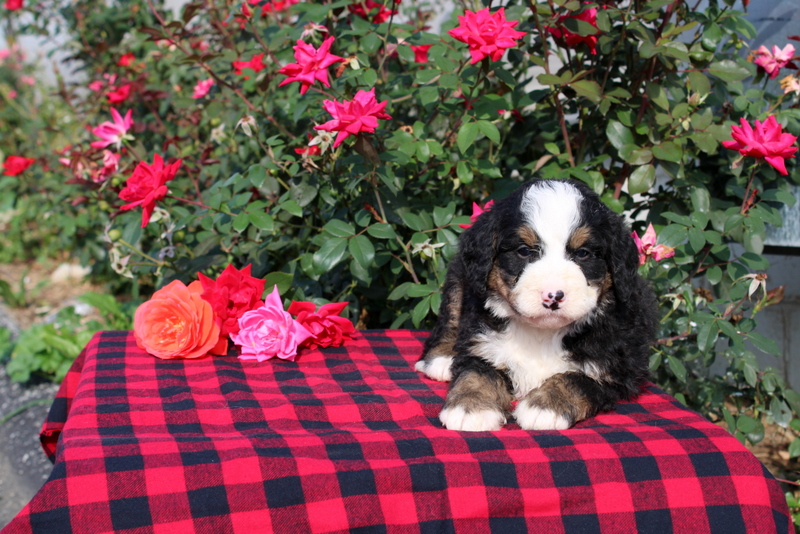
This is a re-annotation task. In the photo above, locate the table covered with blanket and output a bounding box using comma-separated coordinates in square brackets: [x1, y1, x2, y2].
[3, 330, 792, 533]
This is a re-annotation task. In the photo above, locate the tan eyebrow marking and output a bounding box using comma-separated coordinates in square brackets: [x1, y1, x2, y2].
[569, 226, 592, 250]
[517, 226, 539, 247]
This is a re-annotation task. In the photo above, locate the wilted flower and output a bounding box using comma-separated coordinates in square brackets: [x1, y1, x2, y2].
[781, 74, 800, 96]
[301, 22, 328, 40]
[721, 115, 798, 175]
[632, 223, 675, 265]
[210, 124, 226, 143]
[412, 239, 445, 261]
[448, 7, 526, 64]
[753, 44, 796, 79]
[236, 115, 258, 137]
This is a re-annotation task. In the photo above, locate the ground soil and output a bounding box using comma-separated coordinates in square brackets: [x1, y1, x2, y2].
[0, 260, 798, 527]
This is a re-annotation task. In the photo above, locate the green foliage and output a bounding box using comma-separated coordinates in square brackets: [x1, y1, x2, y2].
[3, 0, 800, 492]
[3, 292, 134, 383]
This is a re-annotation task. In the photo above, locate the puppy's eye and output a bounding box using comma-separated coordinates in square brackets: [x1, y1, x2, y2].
[574, 248, 591, 260]
[517, 246, 538, 258]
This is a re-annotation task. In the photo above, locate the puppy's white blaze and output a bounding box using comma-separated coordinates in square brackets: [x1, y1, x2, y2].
[439, 405, 506, 432]
[415, 356, 453, 382]
[513, 401, 571, 430]
[514, 181, 598, 328]
[473, 323, 579, 398]
[521, 180, 583, 255]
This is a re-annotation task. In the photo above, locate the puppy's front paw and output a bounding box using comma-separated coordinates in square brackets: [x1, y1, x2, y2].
[415, 356, 453, 382]
[513, 400, 571, 430]
[439, 405, 506, 432]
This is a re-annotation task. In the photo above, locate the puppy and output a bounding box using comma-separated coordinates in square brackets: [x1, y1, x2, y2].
[416, 179, 658, 431]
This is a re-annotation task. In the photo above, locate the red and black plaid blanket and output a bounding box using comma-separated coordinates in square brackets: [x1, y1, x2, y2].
[3, 330, 791, 533]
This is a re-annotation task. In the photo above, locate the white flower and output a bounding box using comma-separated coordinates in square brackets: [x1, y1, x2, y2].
[412, 239, 445, 261]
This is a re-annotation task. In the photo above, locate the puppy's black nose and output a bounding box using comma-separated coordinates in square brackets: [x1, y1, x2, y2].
[542, 290, 565, 310]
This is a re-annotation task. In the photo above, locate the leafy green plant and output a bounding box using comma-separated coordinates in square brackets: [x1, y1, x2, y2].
[4, 292, 134, 382]
[3, 0, 800, 508]
[0, 273, 48, 308]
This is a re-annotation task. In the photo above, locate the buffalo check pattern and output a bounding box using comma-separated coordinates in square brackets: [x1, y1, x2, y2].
[3, 330, 791, 534]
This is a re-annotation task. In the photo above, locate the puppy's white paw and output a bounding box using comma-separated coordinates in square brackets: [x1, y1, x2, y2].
[513, 401, 571, 430]
[439, 405, 506, 432]
[415, 356, 453, 382]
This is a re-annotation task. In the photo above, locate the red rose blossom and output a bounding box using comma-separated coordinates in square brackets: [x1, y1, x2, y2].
[288, 300, 355, 349]
[118, 154, 182, 227]
[547, 4, 600, 54]
[106, 83, 132, 104]
[5, 0, 23, 10]
[233, 53, 267, 77]
[2, 155, 35, 176]
[722, 115, 798, 175]
[278, 37, 345, 95]
[117, 52, 135, 67]
[348, 0, 399, 24]
[198, 264, 266, 353]
[448, 7, 526, 64]
[314, 88, 392, 148]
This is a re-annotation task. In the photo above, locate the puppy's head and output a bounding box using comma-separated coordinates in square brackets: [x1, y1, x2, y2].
[460, 179, 638, 330]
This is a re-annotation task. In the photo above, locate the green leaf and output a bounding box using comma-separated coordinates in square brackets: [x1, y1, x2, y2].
[708, 60, 752, 82]
[324, 219, 356, 237]
[312, 237, 348, 273]
[407, 283, 437, 298]
[348, 235, 375, 270]
[233, 212, 250, 233]
[747, 332, 780, 356]
[248, 211, 274, 232]
[606, 121, 634, 150]
[388, 282, 412, 300]
[264, 272, 294, 295]
[281, 200, 304, 218]
[619, 144, 653, 165]
[688, 227, 706, 252]
[367, 223, 397, 239]
[628, 165, 656, 195]
[456, 161, 474, 184]
[736, 414, 760, 434]
[697, 320, 719, 351]
[706, 265, 723, 285]
[401, 212, 425, 231]
[476, 120, 500, 143]
[570, 80, 602, 103]
[788, 438, 800, 458]
[652, 141, 683, 162]
[412, 296, 431, 327]
[457, 122, 479, 154]
[563, 16, 599, 36]
[667, 355, 687, 383]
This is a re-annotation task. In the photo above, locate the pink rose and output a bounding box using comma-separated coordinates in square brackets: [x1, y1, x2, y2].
[230, 286, 313, 362]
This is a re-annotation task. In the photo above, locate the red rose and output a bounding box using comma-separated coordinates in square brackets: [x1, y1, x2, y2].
[118, 154, 181, 227]
[106, 83, 132, 104]
[288, 301, 355, 349]
[2, 155, 35, 176]
[5, 0, 23, 10]
[198, 264, 266, 353]
[117, 52, 135, 67]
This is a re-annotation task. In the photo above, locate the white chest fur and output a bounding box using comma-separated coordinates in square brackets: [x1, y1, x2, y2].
[472, 322, 578, 398]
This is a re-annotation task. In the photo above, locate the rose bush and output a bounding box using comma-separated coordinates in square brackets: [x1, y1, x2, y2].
[2, 0, 800, 518]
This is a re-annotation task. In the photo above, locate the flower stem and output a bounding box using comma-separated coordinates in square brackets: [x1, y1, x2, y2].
[117, 239, 167, 266]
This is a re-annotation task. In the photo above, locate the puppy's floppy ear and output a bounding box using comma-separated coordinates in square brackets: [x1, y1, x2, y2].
[458, 207, 500, 297]
[604, 213, 641, 311]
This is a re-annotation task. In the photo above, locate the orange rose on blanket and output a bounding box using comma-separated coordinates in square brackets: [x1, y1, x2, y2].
[134, 280, 220, 359]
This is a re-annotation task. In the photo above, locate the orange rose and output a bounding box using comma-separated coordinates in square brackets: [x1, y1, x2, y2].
[134, 280, 220, 359]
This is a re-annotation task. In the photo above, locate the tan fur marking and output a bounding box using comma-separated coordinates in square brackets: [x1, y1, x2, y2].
[521, 373, 594, 426]
[569, 226, 592, 250]
[518, 226, 539, 247]
[444, 371, 513, 414]
[597, 272, 614, 301]
[487, 264, 512, 299]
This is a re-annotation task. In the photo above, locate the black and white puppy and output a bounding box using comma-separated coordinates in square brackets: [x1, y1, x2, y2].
[416, 178, 658, 431]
